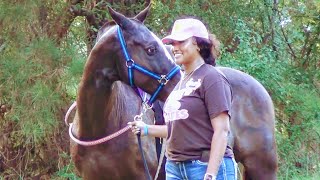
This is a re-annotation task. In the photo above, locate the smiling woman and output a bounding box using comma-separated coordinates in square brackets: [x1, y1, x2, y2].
[130, 18, 237, 180]
[162, 18, 235, 180]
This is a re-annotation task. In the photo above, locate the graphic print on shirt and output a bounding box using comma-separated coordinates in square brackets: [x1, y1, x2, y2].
[164, 78, 202, 122]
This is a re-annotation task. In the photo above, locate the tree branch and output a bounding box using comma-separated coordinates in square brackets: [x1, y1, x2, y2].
[277, 10, 297, 60]
[279, 25, 297, 59]
[70, 0, 85, 5]
[145, 0, 151, 6]
[70, 5, 99, 27]
[306, 27, 320, 61]
[94, 1, 109, 10]
[301, 24, 311, 60]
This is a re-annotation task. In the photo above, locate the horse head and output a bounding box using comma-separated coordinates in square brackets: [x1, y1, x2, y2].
[84, 4, 180, 102]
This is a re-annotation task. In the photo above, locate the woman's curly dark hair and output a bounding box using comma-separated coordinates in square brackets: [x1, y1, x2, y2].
[195, 34, 221, 66]
[195, 37, 215, 66]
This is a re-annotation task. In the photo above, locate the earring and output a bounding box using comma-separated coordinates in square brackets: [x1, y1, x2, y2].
[197, 47, 200, 52]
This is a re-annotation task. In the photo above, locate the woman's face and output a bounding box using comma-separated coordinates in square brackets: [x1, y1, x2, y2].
[171, 37, 199, 65]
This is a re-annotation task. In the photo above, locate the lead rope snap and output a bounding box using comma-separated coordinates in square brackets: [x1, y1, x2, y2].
[134, 113, 143, 122]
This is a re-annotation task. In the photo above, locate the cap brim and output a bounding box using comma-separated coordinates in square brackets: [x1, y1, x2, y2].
[162, 34, 192, 44]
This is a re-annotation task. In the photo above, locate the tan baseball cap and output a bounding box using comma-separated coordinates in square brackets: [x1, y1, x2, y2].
[162, 18, 209, 44]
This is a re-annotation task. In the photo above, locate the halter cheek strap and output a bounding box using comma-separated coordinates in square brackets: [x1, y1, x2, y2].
[117, 26, 180, 105]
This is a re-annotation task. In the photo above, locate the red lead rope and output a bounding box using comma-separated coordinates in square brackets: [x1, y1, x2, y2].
[65, 101, 131, 146]
[68, 123, 131, 146]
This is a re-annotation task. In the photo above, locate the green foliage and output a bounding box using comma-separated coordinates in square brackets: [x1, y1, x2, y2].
[52, 153, 82, 180]
[54, 164, 82, 180]
[276, 83, 320, 179]
[61, 17, 87, 99]
[1, 38, 63, 140]
[0, 36, 70, 177]
[0, 1, 82, 177]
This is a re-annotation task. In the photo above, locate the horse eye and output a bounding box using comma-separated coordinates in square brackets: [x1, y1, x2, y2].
[146, 46, 157, 56]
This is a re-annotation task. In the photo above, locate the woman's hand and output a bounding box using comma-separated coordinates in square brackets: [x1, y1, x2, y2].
[128, 122, 168, 138]
[127, 121, 148, 136]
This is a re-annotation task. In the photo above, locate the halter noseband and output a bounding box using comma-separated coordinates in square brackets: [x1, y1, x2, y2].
[117, 26, 180, 105]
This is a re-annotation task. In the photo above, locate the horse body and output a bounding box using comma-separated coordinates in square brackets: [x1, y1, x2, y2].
[219, 67, 277, 179]
[71, 4, 277, 180]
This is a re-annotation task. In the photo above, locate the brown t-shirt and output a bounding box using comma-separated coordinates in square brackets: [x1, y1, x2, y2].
[164, 64, 233, 162]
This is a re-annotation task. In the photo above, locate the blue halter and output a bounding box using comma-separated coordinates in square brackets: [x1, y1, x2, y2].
[117, 26, 180, 105]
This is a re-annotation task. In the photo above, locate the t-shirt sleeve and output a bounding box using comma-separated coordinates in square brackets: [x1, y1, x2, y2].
[203, 75, 232, 120]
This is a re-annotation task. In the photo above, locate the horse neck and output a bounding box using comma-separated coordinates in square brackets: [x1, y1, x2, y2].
[76, 44, 119, 139]
[77, 84, 114, 139]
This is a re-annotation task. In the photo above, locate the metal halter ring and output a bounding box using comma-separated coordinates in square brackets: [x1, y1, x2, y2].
[158, 75, 169, 85]
[126, 59, 135, 68]
[142, 102, 153, 111]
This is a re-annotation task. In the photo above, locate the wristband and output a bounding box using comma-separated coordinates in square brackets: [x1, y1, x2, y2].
[144, 124, 149, 136]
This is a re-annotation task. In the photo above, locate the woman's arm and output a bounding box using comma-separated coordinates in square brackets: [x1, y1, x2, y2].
[145, 124, 168, 138]
[127, 121, 168, 138]
[205, 112, 230, 178]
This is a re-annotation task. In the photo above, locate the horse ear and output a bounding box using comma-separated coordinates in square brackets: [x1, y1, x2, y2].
[108, 6, 132, 29]
[134, 3, 151, 23]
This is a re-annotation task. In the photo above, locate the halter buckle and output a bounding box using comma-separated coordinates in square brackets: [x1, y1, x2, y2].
[126, 59, 135, 68]
[158, 75, 169, 85]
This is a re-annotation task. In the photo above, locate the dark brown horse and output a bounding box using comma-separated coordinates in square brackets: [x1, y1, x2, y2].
[70, 4, 177, 180]
[71, 4, 277, 180]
